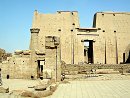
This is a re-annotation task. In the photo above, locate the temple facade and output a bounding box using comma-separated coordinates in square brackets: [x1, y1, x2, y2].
[31, 10, 130, 64]
[0, 10, 130, 81]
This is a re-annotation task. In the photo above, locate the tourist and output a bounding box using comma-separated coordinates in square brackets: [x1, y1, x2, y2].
[0, 68, 2, 86]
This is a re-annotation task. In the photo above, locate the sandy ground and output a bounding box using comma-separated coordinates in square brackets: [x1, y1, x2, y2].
[0, 74, 130, 98]
[0, 79, 49, 98]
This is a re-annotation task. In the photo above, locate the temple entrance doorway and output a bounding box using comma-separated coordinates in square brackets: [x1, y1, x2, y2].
[37, 60, 45, 79]
[84, 40, 94, 63]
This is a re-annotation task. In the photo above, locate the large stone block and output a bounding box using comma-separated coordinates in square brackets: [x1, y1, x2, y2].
[34, 84, 48, 91]
[0, 86, 9, 93]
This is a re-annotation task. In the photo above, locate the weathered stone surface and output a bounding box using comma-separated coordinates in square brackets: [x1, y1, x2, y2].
[14, 50, 23, 55]
[35, 50, 45, 55]
[43, 70, 52, 79]
[11, 90, 39, 98]
[34, 84, 48, 91]
[23, 50, 31, 55]
[34, 89, 53, 97]
[10, 90, 24, 96]
[50, 83, 58, 92]
[0, 48, 12, 63]
[0, 87, 9, 93]
[21, 90, 34, 97]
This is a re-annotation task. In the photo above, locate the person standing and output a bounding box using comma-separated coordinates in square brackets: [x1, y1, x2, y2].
[0, 68, 2, 86]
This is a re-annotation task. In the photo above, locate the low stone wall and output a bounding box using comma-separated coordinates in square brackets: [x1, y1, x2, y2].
[62, 64, 130, 75]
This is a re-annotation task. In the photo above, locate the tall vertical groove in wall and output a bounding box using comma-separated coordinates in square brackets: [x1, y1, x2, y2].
[115, 32, 118, 64]
[105, 39, 107, 64]
[71, 12, 74, 64]
[55, 46, 57, 81]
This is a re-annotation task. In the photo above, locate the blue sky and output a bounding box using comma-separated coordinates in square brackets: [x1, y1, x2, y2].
[0, 0, 130, 53]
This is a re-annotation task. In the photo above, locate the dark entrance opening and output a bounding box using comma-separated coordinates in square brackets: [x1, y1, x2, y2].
[7, 75, 9, 79]
[123, 51, 130, 63]
[84, 40, 94, 63]
[37, 60, 45, 79]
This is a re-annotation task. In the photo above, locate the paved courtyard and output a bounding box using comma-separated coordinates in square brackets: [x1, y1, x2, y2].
[47, 80, 130, 98]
